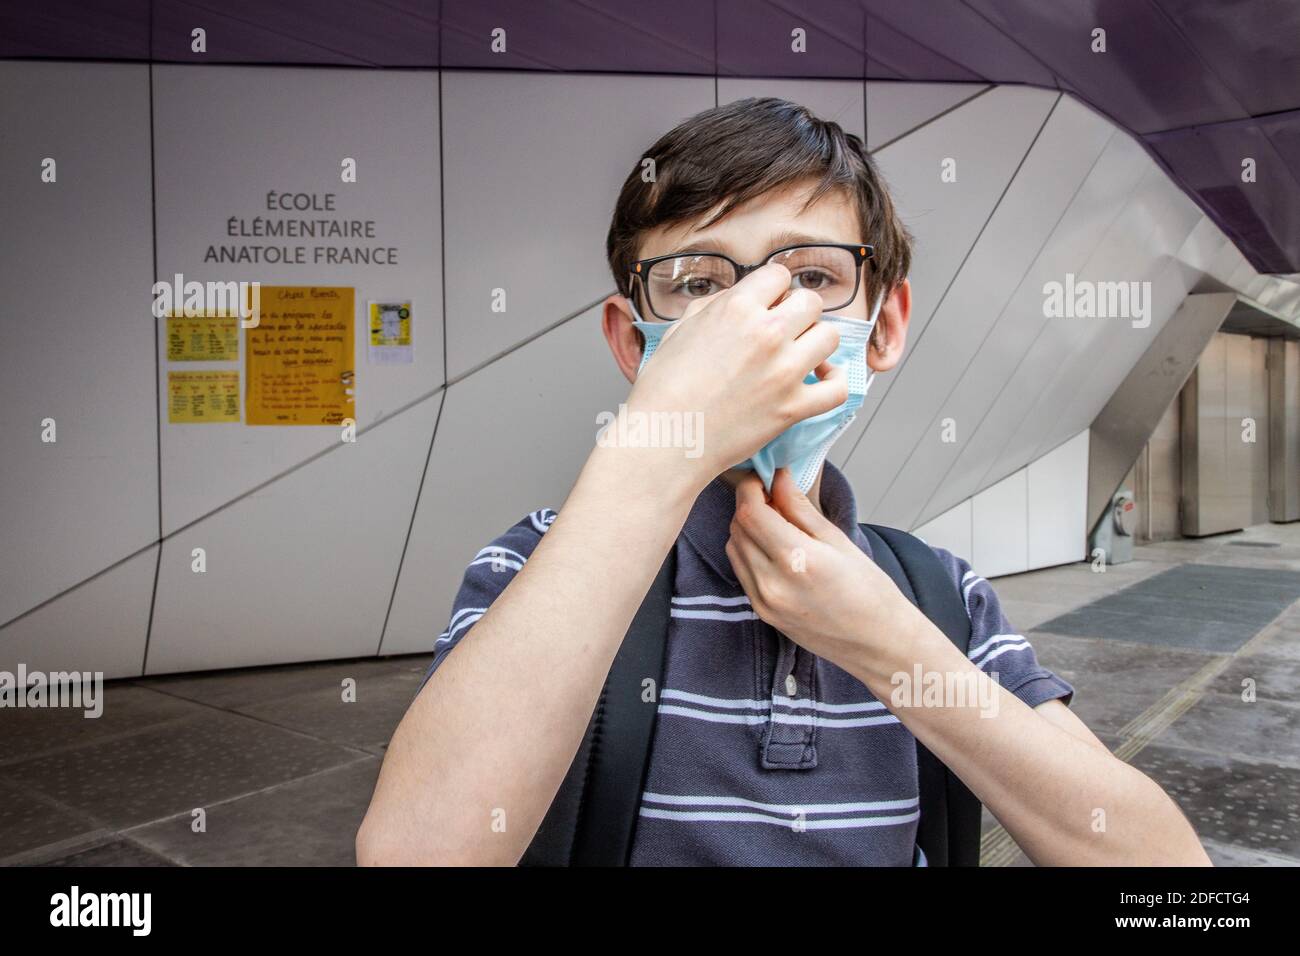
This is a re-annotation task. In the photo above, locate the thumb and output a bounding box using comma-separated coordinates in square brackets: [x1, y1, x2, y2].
[769, 468, 839, 542]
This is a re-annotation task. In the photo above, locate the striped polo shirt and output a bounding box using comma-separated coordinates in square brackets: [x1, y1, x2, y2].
[423, 462, 1074, 866]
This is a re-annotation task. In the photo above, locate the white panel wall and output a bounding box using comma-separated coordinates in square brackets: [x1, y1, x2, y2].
[833, 86, 1058, 477]
[440, 71, 713, 381]
[923, 430, 1089, 576]
[972, 468, 1028, 578]
[865, 82, 988, 150]
[146, 392, 441, 674]
[1026, 431, 1090, 568]
[0, 547, 158, 681]
[152, 65, 443, 534]
[4, 64, 1293, 676]
[988, 171, 1202, 489]
[912, 498, 971, 562]
[382, 306, 629, 655]
[917, 129, 1152, 521]
[862, 95, 1114, 530]
[0, 63, 157, 628]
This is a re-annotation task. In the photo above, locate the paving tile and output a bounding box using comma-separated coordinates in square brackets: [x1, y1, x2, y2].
[1251, 621, 1300, 662]
[1022, 632, 1215, 733]
[1199, 837, 1300, 867]
[998, 599, 1081, 632]
[1037, 565, 1300, 652]
[1212, 650, 1300, 703]
[0, 780, 104, 859]
[1093, 590, 1282, 628]
[0, 683, 203, 766]
[9, 710, 361, 830]
[129, 757, 380, 866]
[1149, 694, 1300, 767]
[1125, 743, 1300, 858]
[142, 655, 429, 711]
[1039, 605, 1261, 652]
[33, 839, 176, 867]
[236, 667, 426, 751]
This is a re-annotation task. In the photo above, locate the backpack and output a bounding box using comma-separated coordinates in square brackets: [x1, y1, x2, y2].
[519, 524, 981, 867]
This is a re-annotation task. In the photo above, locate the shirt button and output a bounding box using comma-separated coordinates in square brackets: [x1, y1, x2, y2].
[784, 674, 798, 696]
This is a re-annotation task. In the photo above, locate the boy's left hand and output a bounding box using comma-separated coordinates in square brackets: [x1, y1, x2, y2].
[725, 469, 917, 670]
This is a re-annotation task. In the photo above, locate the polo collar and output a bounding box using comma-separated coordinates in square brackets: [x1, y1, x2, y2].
[680, 462, 874, 585]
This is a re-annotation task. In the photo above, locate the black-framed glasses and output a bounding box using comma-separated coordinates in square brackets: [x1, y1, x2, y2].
[630, 242, 875, 321]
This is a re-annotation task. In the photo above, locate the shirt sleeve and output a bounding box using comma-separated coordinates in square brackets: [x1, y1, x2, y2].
[417, 508, 557, 692]
[928, 546, 1075, 709]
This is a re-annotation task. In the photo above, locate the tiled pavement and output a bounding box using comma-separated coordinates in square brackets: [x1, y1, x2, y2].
[3, 524, 1298, 867]
[985, 521, 1300, 866]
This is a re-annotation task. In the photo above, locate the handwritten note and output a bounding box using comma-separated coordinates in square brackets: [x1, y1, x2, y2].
[167, 314, 240, 361]
[168, 371, 241, 423]
[245, 286, 355, 426]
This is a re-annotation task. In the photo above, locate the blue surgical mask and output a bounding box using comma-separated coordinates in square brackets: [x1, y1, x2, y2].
[630, 293, 884, 493]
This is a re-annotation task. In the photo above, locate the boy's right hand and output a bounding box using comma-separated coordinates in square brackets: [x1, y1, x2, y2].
[624, 262, 846, 485]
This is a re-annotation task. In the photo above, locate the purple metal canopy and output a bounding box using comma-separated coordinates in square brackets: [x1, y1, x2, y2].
[4, 0, 1298, 273]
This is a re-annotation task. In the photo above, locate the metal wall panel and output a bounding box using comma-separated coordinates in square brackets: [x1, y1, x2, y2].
[1248, 336, 1272, 526]
[146, 392, 441, 674]
[831, 86, 1057, 476]
[0, 63, 157, 628]
[971, 468, 1028, 578]
[382, 305, 630, 656]
[1269, 340, 1300, 522]
[1085, 292, 1235, 533]
[152, 65, 443, 534]
[1181, 333, 1258, 536]
[865, 94, 1113, 531]
[1146, 397, 1183, 541]
[440, 71, 713, 381]
[1026, 431, 1089, 569]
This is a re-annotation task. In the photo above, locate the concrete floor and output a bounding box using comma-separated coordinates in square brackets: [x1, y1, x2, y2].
[3, 523, 1299, 867]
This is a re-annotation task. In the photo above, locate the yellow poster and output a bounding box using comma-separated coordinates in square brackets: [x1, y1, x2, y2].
[245, 286, 355, 426]
[168, 371, 241, 423]
[167, 314, 240, 361]
[367, 300, 413, 364]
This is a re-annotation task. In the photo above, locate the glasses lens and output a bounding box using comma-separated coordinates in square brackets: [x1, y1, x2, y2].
[768, 246, 860, 311]
[645, 254, 737, 319]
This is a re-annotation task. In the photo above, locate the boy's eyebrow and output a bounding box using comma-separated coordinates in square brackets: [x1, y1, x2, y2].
[658, 229, 846, 260]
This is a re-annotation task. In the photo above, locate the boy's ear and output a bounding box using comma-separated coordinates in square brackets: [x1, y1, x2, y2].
[602, 294, 644, 384]
[867, 278, 912, 373]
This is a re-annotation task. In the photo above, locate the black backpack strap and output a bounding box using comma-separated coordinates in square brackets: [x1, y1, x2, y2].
[519, 546, 675, 866]
[859, 524, 982, 867]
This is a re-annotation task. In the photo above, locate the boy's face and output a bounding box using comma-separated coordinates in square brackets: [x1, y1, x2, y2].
[602, 176, 912, 386]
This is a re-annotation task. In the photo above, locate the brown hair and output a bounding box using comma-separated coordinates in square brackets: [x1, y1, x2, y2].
[605, 97, 912, 336]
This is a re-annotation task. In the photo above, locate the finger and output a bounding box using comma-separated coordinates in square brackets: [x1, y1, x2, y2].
[770, 468, 841, 542]
[785, 320, 840, 377]
[788, 363, 850, 422]
[680, 293, 722, 323]
[728, 518, 772, 572]
[734, 473, 805, 559]
[729, 261, 796, 313]
[767, 285, 824, 340]
[725, 535, 763, 614]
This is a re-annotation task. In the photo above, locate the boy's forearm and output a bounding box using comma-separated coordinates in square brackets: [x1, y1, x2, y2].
[843, 607, 1210, 866]
[357, 444, 703, 866]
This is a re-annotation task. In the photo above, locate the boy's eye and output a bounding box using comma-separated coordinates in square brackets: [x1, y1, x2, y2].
[792, 268, 833, 291]
[673, 276, 723, 297]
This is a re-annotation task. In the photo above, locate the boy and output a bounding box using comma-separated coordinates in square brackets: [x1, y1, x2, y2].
[357, 97, 1209, 866]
